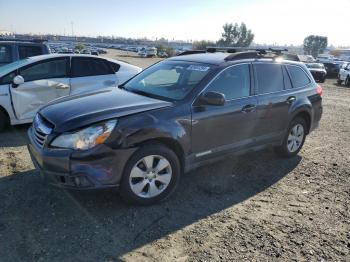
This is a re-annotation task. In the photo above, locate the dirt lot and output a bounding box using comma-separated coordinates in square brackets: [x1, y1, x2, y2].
[0, 52, 349, 261]
[100, 49, 163, 68]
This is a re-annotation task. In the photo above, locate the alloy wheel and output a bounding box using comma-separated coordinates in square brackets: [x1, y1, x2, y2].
[287, 124, 304, 153]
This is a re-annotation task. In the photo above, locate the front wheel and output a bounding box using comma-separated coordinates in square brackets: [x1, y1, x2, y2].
[274, 117, 307, 158]
[120, 143, 181, 205]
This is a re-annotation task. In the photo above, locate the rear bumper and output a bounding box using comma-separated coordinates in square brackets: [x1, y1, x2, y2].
[27, 127, 137, 189]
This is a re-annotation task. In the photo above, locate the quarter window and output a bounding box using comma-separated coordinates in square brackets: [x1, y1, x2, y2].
[19, 58, 68, 82]
[283, 66, 293, 90]
[71, 58, 113, 77]
[205, 64, 250, 100]
[108, 61, 121, 72]
[18, 45, 43, 59]
[287, 65, 311, 88]
[255, 63, 283, 94]
[0, 71, 17, 84]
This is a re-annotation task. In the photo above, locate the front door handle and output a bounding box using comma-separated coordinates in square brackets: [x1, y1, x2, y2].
[55, 83, 69, 89]
[286, 96, 296, 104]
[241, 104, 256, 113]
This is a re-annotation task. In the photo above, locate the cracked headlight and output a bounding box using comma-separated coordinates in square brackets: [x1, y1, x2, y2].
[50, 120, 117, 150]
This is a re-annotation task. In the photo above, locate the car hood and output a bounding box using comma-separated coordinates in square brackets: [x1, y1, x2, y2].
[39, 89, 172, 133]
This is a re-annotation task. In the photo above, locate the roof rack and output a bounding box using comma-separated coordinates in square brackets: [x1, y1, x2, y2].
[176, 46, 300, 62]
[0, 38, 47, 43]
[206, 46, 288, 54]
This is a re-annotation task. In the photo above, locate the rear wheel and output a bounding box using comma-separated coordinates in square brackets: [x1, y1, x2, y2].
[345, 76, 350, 87]
[337, 75, 342, 85]
[0, 110, 9, 132]
[275, 117, 307, 158]
[120, 143, 181, 205]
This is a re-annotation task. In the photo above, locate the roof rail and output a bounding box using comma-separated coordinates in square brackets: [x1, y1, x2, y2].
[176, 50, 206, 56]
[206, 46, 288, 54]
[0, 38, 47, 43]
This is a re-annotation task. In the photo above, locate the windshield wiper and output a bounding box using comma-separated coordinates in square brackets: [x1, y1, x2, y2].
[126, 89, 156, 99]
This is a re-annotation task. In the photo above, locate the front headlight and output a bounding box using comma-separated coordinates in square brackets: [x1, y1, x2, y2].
[50, 120, 117, 150]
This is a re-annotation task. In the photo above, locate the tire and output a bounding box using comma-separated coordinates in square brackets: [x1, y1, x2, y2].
[120, 143, 181, 205]
[0, 110, 9, 132]
[320, 77, 325, 83]
[345, 76, 350, 87]
[274, 117, 307, 158]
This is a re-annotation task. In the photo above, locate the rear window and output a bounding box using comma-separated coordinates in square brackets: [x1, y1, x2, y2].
[71, 58, 113, 77]
[18, 45, 43, 59]
[254, 63, 283, 94]
[287, 65, 311, 88]
[0, 45, 12, 64]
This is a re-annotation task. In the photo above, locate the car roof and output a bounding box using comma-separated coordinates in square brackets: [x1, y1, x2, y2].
[14, 53, 118, 65]
[167, 52, 305, 67]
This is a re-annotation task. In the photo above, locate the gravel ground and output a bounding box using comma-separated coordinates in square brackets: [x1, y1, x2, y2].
[0, 54, 349, 261]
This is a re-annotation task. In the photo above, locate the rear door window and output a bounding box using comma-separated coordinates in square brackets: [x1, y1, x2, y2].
[18, 45, 43, 59]
[0, 45, 12, 64]
[71, 58, 114, 77]
[286, 65, 311, 88]
[19, 58, 68, 82]
[254, 63, 283, 94]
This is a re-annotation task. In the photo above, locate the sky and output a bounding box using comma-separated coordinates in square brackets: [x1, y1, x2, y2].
[0, 0, 349, 46]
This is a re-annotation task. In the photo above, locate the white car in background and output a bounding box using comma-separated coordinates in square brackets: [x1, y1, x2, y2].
[0, 54, 141, 130]
[337, 62, 350, 86]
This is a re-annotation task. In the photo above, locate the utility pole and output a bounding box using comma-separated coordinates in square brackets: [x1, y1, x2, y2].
[71, 21, 74, 37]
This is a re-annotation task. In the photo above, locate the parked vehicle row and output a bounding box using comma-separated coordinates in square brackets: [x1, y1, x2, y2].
[0, 54, 141, 130]
[27, 49, 323, 205]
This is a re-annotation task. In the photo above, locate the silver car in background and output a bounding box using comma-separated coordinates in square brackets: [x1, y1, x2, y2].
[0, 54, 142, 130]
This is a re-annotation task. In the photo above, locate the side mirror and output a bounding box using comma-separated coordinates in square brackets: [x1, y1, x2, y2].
[199, 91, 226, 106]
[12, 75, 24, 87]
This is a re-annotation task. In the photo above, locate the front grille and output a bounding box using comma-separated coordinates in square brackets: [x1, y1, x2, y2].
[32, 114, 53, 148]
[33, 128, 47, 148]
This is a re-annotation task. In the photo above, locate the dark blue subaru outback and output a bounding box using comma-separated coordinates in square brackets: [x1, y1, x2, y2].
[27, 48, 323, 205]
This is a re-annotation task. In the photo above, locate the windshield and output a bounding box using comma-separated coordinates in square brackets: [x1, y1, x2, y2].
[124, 61, 212, 100]
[306, 63, 324, 69]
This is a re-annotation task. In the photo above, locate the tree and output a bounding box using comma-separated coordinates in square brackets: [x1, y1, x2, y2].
[303, 35, 328, 58]
[75, 43, 85, 51]
[217, 22, 254, 47]
[192, 40, 216, 50]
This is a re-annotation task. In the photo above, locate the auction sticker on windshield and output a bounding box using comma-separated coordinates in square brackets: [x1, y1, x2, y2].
[187, 65, 210, 71]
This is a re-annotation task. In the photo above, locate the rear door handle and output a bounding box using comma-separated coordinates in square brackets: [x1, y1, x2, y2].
[241, 104, 256, 113]
[286, 96, 296, 104]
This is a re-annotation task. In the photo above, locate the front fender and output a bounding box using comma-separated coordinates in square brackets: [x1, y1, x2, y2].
[108, 105, 192, 155]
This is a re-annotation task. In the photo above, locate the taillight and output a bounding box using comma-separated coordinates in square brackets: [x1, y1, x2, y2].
[316, 85, 323, 97]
